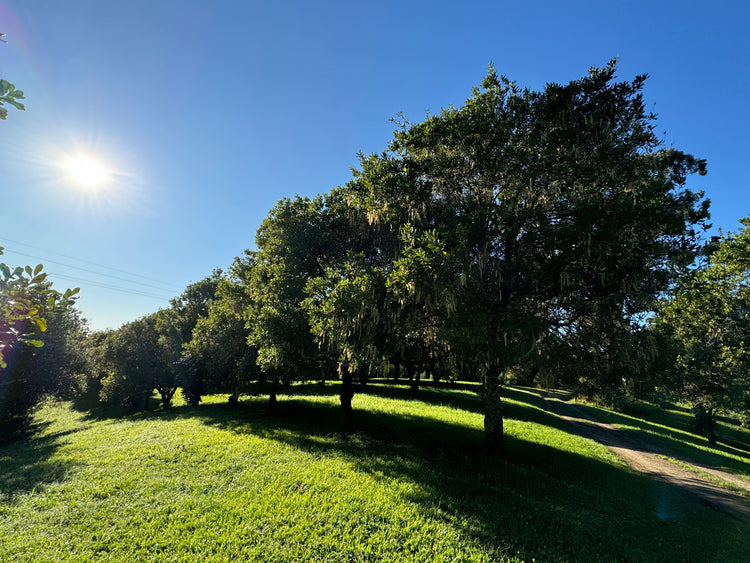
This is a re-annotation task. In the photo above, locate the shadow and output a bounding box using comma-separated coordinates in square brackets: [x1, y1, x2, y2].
[181, 391, 748, 562]
[0, 421, 81, 499]
[360, 383, 576, 436]
[73, 394, 166, 422]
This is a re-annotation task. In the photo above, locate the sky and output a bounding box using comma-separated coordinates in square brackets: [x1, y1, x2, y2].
[1, 0, 748, 331]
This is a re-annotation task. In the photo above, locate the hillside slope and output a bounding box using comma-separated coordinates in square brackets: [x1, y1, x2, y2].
[1, 385, 749, 562]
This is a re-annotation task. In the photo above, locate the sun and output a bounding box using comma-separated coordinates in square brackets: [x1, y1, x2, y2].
[60, 154, 111, 190]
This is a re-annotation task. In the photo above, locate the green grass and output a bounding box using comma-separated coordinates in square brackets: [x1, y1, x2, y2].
[1, 385, 749, 562]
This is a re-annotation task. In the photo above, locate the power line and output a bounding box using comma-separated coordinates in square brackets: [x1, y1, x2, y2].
[0, 236, 184, 291]
[3, 248, 181, 294]
[48, 272, 174, 301]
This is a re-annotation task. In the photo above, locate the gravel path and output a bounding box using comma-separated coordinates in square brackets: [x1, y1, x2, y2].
[538, 391, 750, 523]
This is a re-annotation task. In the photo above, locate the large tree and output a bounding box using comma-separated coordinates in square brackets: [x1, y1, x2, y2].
[330, 61, 709, 452]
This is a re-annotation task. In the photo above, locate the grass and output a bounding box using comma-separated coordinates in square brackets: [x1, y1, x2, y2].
[0, 384, 748, 562]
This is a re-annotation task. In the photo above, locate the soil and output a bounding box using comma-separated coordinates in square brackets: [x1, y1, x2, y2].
[538, 391, 750, 524]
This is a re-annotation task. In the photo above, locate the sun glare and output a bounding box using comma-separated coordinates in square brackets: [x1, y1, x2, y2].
[60, 154, 111, 190]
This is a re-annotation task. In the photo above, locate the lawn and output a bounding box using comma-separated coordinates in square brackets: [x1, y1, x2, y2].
[1, 384, 748, 562]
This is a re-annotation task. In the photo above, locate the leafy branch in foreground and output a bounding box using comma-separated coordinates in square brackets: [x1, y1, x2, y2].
[1, 245, 81, 436]
[0, 79, 25, 120]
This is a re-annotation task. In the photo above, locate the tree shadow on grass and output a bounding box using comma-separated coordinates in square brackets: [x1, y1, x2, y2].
[72, 394, 167, 422]
[186, 393, 748, 562]
[359, 383, 575, 436]
[0, 421, 81, 500]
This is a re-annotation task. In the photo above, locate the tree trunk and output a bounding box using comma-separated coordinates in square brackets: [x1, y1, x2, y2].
[706, 417, 717, 446]
[392, 350, 402, 381]
[483, 365, 505, 455]
[159, 386, 176, 409]
[340, 369, 354, 427]
[266, 378, 279, 414]
[692, 404, 717, 446]
[410, 371, 421, 396]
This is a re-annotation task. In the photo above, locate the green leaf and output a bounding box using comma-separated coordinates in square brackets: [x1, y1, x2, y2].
[32, 316, 47, 332]
[5, 98, 24, 111]
[64, 287, 81, 298]
[26, 339, 44, 348]
[34, 264, 44, 276]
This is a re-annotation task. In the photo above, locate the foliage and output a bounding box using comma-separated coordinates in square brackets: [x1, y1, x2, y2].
[184, 255, 261, 404]
[245, 196, 342, 407]
[0, 79, 25, 120]
[313, 61, 709, 449]
[97, 312, 181, 410]
[1, 243, 81, 437]
[0, 250, 81, 436]
[1, 247, 52, 368]
[655, 218, 750, 442]
[169, 270, 222, 343]
[22, 306, 89, 401]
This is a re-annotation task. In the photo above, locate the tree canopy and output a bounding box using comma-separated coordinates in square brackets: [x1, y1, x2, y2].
[300, 61, 710, 450]
[655, 218, 750, 442]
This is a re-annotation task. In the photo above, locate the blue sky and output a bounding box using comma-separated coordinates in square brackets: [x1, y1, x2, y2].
[1, 0, 748, 331]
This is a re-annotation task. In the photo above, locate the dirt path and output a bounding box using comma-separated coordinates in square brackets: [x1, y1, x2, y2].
[538, 391, 750, 523]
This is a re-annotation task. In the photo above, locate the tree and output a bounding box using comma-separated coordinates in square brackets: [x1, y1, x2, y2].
[184, 255, 261, 405]
[24, 306, 89, 401]
[655, 219, 750, 444]
[98, 312, 182, 410]
[331, 61, 709, 452]
[169, 270, 222, 343]
[245, 196, 341, 410]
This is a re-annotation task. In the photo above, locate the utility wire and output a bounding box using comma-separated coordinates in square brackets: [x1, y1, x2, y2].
[4, 248, 180, 293]
[48, 272, 174, 301]
[0, 236, 184, 291]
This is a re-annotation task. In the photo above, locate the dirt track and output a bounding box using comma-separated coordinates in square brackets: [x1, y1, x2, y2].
[538, 391, 750, 523]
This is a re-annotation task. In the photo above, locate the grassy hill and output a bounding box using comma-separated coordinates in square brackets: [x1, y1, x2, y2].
[1, 384, 749, 562]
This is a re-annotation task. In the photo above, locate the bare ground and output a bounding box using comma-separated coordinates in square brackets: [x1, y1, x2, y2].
[538, 391, 750, 523]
